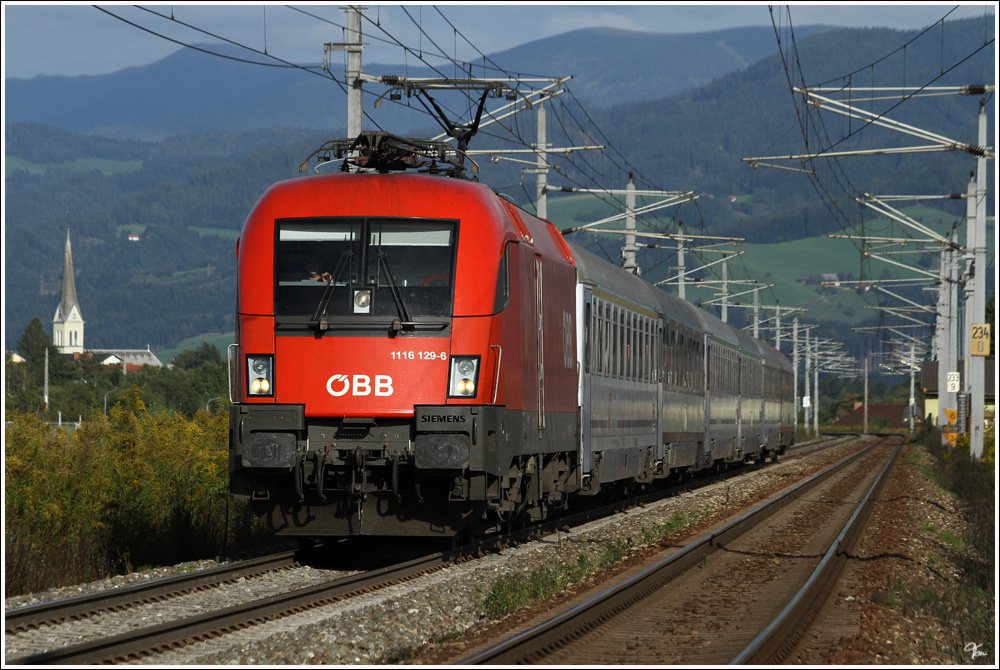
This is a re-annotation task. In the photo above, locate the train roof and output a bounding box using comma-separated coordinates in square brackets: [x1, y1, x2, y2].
[567, 241, 790, 365]
[569, 242, 665, 310]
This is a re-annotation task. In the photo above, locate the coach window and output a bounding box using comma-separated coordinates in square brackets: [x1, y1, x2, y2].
[609, 306, 616, 378]
[647, 320, 653, 382]
[622, 310, 629, 380]
[597, 301, 605, 376]
[619, 309, 626, 379]
[632, 315, 639, 381]
[632, 314, 639, 381]
[639, 317, 646, 382]
[656, 325, 663, 383]
[584, 302, 591, 374]
[639, 317, 645, 381]
[606, 304, 612, 378]
[617, 306, 625, 379]
[605, 304, 613, 378]
[493, 243, 510, 314]
[626, 311, 633, 380]
[620, 309, 626, 379]
[594, 300, 602, 376]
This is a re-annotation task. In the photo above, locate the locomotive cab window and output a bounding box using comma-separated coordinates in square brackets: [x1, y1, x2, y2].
[275, 218, 457, 322]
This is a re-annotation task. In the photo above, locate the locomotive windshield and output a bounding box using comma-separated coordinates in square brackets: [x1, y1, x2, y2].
[275, 217, 457, 324]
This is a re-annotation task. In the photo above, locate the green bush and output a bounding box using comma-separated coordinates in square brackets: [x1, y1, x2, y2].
[4, 390, 270, 596]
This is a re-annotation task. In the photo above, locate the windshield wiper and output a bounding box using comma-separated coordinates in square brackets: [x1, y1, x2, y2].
[377, 249, 413, 327]
[311, 251, 352, 331]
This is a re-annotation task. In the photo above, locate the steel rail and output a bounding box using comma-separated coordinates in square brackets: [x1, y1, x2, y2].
[457, 439, 877, 664]
[730, 436, 903, 664]
[7, 547, 460, 665]
[4, 550, 299, 633]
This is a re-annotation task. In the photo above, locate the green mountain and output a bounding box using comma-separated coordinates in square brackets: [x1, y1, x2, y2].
[3, 18, 994, 360]
[4, 26, 833, 140]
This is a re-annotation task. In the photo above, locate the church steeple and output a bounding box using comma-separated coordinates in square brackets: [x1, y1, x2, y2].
[53, 228, 84, 354]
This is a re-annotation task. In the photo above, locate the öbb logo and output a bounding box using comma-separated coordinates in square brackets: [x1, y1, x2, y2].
[326, 374, 394, 397]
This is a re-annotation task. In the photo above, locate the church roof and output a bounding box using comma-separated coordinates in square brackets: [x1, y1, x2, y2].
[57, 228, 81, 321]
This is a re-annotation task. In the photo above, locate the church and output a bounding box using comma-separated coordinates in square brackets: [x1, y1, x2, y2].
[53, 229, 163, 371]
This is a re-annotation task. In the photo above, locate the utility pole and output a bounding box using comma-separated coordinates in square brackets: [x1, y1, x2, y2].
[793, 317, 799, 424]
[471, 87, 603, 219]
[324, 6, 368, 138]
[804, 328, 811, 433]
[676, 223, 686, 300]
[937, 235, 959, 446]
[813, 338, 820, 437]
[909, 343, 916, 434]
[864, 357, 869, 434]
[775, 304, 781, 352]
[344, 5, 364, 138]
[969, 100, 988, 459]
[560, 189, 698, 275]
[535, 103, 549, 220]
[623, 176, 638, 274]
[963, 175, 976, 443]
[721, 255, 728, 323]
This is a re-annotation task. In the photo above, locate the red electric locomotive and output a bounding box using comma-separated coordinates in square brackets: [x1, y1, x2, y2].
[230, 132, 795, 540]
[229, 134, 580, 537]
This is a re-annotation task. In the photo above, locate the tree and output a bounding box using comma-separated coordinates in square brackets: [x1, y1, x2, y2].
[173, 342, 223, 370]
[15, 317, 76, 385]
[16, 317, 51, 369]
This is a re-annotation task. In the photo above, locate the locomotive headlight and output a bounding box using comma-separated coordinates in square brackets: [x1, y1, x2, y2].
[353, 288, 372, 314]
[455, 358, 476, 377]
[246, 354, 274, 397]
[448, 356, 480, 398]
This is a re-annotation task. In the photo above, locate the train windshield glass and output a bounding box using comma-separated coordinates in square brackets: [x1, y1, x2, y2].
[275, 218, 456, 321]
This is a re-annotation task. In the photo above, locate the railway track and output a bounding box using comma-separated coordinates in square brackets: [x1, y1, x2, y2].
[4, 435, 855, 665]
[4, 550, 301, 634]
[4, 543, 465, 665]
[455, 435, 901, 665]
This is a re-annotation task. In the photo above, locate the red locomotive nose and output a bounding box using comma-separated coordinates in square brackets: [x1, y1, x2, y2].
[273, 335, 452, 417]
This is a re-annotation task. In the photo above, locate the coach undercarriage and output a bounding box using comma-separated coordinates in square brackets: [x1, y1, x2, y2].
[232, 401, 790, 538]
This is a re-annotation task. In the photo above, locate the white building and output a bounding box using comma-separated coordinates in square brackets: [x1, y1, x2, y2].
[51, 229, 163, 371]
[53, 229, 84, 354]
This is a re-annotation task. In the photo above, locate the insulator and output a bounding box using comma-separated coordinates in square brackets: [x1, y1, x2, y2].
[965, 145, 987, 158]
[962, 84, 988, 96]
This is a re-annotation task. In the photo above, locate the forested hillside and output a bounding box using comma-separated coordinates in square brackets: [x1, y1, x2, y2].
[4, 126, 330, 349]
[4, 18, 993, 357]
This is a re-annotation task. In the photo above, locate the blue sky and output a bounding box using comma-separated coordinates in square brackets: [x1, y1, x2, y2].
[3, 3, 994, 80]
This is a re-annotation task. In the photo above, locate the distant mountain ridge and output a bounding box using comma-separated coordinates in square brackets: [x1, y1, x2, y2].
[4, 25, 833, 140]
[3, 18, 993, 355]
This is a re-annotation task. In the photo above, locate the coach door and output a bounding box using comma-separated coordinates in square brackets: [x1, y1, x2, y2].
[581, 288, 593, 471]
[535, 255, 545, 430]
